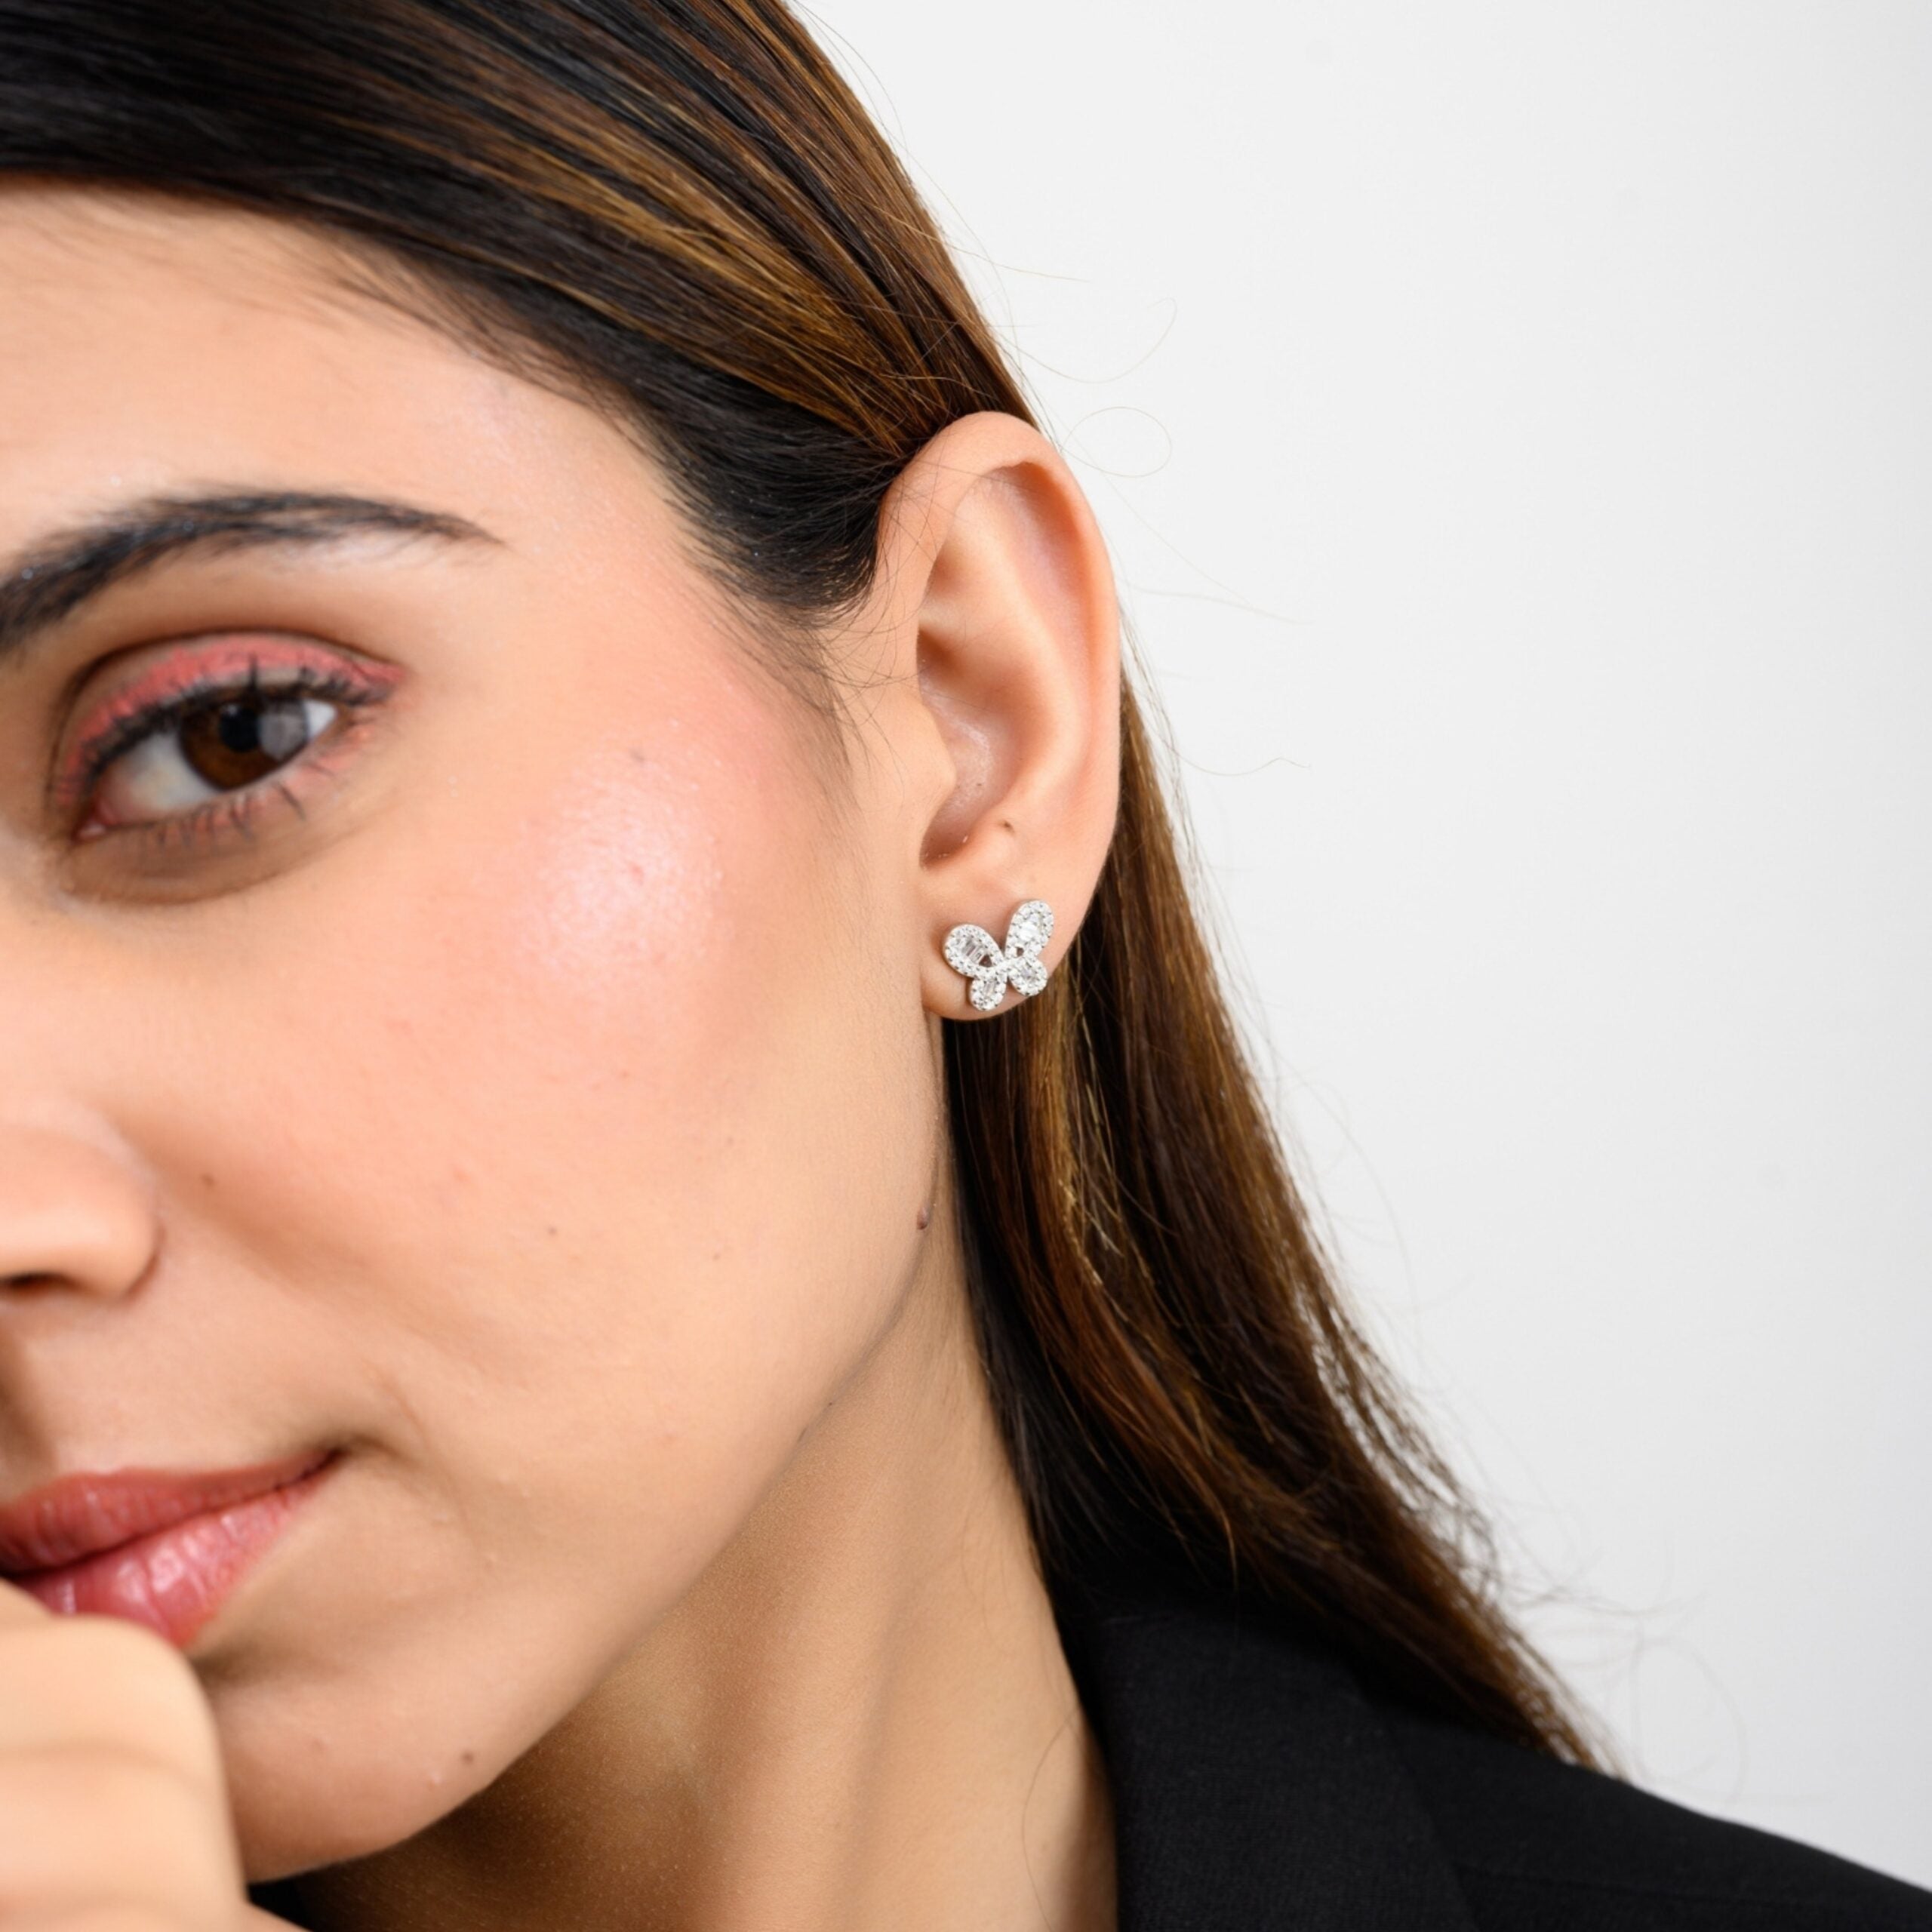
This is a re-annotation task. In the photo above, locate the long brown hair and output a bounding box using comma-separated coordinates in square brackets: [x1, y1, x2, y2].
[0, 0, 1604, 1765]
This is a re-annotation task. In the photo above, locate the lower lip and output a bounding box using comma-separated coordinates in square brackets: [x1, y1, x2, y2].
[5, 1457, 337, 1651]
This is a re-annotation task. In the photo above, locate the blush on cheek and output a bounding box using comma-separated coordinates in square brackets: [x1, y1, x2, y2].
[474, 722, 832, 1122]
[506, 756, 728, 1001]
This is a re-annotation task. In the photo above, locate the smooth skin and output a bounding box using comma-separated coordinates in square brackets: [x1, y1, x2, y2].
[0, 188, 1121, 1931]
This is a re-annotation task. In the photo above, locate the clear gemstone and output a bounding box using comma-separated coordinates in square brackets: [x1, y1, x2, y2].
[1009, 956, 1047, 998]
[969, 969, 1009, 1011]
[944, 924, 1001, 976]
[1004, 900, 1053, 954]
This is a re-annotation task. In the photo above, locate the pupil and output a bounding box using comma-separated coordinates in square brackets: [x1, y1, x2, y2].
[217, 704, 264, 755]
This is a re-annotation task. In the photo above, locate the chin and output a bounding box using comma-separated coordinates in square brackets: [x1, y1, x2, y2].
[213, 1662, 535, 1884]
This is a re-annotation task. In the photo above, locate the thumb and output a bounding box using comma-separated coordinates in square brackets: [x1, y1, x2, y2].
[0, 1578, 297, 1930]
[0, 1572, 53, 1626]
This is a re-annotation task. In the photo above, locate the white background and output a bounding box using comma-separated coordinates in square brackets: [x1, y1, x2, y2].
[807, 0, 1932, 1887]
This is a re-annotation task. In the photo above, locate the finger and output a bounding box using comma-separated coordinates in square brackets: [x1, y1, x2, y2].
[2, 1914, 194, 1932]
[0, 1910, 277, 1932]
[0, 1746, 235, 1915]
[0, 1574, 52, 1630]
[0, 1616, 223, 1789]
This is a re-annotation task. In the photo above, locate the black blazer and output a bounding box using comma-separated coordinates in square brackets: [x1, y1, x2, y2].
[1055, 1580, 1932, 1930]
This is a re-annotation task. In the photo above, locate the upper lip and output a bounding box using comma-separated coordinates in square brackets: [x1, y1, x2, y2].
[0, 1448, 332, 1575]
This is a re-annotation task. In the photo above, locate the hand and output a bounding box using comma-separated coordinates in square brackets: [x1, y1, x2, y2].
[0, 1578, 294, 1928]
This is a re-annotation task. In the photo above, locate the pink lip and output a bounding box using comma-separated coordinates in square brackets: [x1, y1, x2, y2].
[0, 1450, 337, 1650]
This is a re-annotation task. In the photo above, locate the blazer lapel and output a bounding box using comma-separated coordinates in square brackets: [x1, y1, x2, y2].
[1056, 1585, 1480, 1932]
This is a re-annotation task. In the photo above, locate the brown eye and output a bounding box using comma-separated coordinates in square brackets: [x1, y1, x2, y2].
[176, 693, 319, 789]
[91, 691, 341, 830]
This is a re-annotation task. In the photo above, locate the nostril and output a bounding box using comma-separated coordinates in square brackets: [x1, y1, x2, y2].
[0, 1127, 160, 1301]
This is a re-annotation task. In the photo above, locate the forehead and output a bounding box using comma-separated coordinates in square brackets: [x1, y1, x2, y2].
[0, 186, 661, 566]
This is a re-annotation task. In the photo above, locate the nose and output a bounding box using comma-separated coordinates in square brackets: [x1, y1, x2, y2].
[0, 1121, 157, 1300]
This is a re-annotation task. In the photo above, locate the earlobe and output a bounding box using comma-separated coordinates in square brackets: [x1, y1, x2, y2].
[868, 413, 1120, 1021]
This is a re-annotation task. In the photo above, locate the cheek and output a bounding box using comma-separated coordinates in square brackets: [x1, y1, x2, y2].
[197, 661, 929, 1594]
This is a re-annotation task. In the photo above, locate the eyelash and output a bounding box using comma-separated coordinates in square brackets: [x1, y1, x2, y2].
[57, 655, 390, 852]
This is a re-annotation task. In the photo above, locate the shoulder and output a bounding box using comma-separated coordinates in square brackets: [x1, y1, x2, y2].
[1380, 1697, 1932, 1930]
[1055, 1580, 1932, 1932]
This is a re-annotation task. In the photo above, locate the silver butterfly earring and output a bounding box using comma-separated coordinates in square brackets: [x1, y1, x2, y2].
[943, 899, 1054, 1013]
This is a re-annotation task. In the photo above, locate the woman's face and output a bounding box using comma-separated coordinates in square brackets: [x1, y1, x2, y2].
[0, 190, 953, 1875]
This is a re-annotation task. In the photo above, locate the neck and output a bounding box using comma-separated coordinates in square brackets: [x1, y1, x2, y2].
[270, 1220, 1116, 1932]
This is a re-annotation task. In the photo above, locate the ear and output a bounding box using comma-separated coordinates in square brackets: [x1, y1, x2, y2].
[857, 412, 1121, 1020]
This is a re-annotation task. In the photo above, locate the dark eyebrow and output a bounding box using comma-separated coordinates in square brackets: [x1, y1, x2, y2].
[0, 491, 498, 667]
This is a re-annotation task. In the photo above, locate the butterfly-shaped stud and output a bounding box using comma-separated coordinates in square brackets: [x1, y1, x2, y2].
[943, 899, 1055, 1012]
